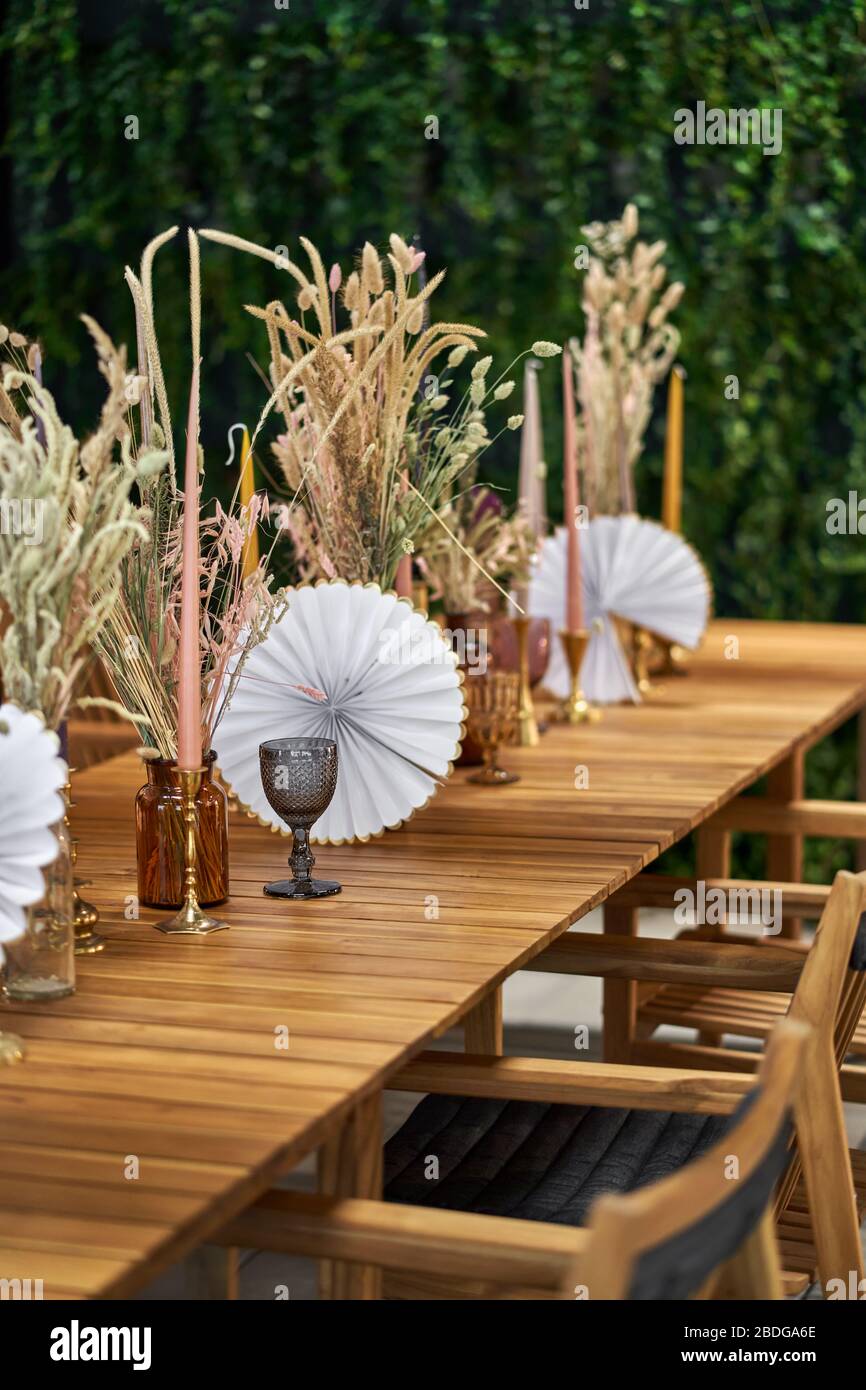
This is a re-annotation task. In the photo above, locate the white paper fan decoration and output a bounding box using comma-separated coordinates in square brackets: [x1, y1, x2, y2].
[0, 705, 67, 953]
[216, 580, 465, 844]
[529, 517, 712, 704]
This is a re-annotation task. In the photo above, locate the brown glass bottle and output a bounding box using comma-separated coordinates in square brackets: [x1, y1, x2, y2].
[134, 751, 229, 907]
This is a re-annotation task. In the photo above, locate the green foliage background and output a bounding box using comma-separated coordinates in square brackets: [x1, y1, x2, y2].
[2, 0, 865, 877]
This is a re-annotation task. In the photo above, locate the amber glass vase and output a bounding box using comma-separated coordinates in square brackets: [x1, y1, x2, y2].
[135, 751, 229, 908]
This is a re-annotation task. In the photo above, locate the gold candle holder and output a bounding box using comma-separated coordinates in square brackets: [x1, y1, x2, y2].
[73, 871, 104, 955]
[155, 767, 229, 936]
[556, 628, 599, 724]
[0, 1031, 25, 1066]
[512, 615, 539, 748]
[65, 770, 105, 954]
[654, 637, 689, 677]
[632, 625, 655, 696]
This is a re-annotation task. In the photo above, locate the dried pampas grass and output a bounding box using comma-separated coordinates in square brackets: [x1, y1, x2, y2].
[0, 321, 167, 729]
[200, 228, 494, 588]
[572, 203, 684, 516]
[93, 228, 283, 759]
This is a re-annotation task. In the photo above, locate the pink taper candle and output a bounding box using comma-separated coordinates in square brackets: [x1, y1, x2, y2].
[514, 361, 546, 612]
[562, 348, 584, 632]
[395, 551, 412, 598]
[177, 362, 203, 770]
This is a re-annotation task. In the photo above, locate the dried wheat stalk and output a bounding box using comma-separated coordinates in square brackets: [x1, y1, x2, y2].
[572, 203, 684, 515]
[0, 321, 167, 729]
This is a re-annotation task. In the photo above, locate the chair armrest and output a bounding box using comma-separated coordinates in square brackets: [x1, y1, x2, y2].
[214, 1190, 586, 1292]
[390, 1050, 753, 1114]
[675, 926, 809, 956]
[709, 799, 866, 839]
[609, 873, 829, 918]
[524, 931, 803, 991]
[631, 1039, 761, 1074]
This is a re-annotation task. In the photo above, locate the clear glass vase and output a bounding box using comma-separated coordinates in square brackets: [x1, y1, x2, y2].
[3, 816, 76, 1001]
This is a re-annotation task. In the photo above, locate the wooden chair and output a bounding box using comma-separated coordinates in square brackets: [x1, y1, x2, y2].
[214, 1019, 806, 1300]
[605, 874, 866, 1104]
[628, 792, 866, 1102]
[524, 867, 866, 1290]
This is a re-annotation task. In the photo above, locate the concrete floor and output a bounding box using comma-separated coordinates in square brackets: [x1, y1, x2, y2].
[136, 907, 866, 1300]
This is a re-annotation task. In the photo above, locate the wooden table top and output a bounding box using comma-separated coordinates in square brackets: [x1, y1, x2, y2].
[2, 618, 866, 1299]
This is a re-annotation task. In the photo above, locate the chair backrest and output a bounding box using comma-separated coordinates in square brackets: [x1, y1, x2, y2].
[787, 868, 866, 1055]
[771, 869, 866, 1214]
[582, 1018, 808, 1300]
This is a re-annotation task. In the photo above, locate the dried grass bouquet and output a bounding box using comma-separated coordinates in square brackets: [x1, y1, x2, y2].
[419, 485, 535, 615]
[0, 321, 166, 729]
[199, 229, 530, 591]
[94, 228, 283, 759]
[572, 202, 684, 515]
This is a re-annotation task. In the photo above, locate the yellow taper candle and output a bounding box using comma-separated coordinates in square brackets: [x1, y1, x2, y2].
[239, 427, 260, 580]
[662, 364, 685, 533]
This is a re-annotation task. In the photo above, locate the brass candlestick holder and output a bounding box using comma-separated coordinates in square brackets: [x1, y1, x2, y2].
[512, 615, 539, 748]
[632, 625, 655, 696]
[654, 637, 689, 677]
[66, 770, 105, 954]
[73, 866, 104, 955]
[0, 1031, 25, 1066]
[155, 767, 229, 935]
[556, 628, 599, 724]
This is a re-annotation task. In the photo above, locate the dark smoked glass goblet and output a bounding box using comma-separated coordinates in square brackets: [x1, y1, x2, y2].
[259, 737, 341, 899]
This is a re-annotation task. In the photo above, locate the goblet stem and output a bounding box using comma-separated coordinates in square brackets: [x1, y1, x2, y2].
[290, 826, 315, 892]
[482, 743, 497, 780]
[468, 719, 520, 787]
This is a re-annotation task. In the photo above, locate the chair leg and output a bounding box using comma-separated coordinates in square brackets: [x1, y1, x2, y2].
[766, 751, 804, 939]
[317, 1092, 383, 1300]
[722, 1208, 784, 1299]
[858, 710, 866, 874]
[694, 824, 731, 1046]
[794, 1042, 864, 1291]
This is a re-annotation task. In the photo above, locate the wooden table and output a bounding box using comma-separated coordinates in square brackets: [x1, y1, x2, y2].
[2, 619, 866, 1299]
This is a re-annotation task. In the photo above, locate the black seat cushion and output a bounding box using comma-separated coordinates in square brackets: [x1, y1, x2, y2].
[384, 1094, 731, 1227]
[850, 912, 866, 971]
